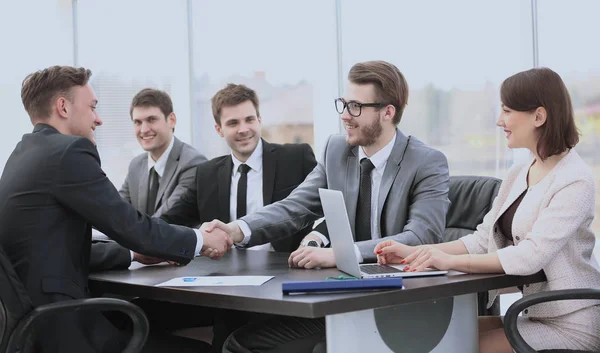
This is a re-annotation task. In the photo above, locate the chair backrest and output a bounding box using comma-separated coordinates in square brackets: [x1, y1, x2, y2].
[444, 175, 501, 243]
[0, 246, 34, 352]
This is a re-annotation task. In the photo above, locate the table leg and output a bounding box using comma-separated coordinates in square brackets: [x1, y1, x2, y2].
[325, 293, 478, 353]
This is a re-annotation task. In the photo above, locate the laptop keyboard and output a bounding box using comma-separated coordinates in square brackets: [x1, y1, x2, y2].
[360, 264, 402, 274]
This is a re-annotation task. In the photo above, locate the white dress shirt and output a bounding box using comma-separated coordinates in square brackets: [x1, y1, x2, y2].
[238, 133, 397, 262]
[231, 140, 272, 251]
[147, 136, 175, 178]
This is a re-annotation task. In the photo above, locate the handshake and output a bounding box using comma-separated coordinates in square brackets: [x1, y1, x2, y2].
[198, 220, 245, 259]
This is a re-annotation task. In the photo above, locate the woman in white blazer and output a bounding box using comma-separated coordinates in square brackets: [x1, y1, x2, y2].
[375, 67, 600, 353]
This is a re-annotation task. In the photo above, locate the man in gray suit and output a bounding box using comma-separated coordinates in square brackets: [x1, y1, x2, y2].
[206, 60, 451, 353]
[90, 88, 207, 271]
[120, 88, 207, 217]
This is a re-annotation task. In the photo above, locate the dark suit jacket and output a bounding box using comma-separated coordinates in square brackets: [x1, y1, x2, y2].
[0, 124, 198, 353]
[90, 137, 205, 271]
[161, 139, 317, 252]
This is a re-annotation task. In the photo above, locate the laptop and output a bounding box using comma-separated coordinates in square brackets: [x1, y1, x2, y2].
[319, 188, 448, 279]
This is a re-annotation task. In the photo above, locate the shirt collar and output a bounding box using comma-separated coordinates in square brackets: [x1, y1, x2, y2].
[231, 139, 263, 175]
[148, 136, 175, 177]
[358, 132, 397, 172]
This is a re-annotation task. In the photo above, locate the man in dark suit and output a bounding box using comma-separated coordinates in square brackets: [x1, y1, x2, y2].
[0, 65, 231, 353]
[90, 88, 206, 272]
[161, 83, 317, 253]
[140, 83, 317, 352]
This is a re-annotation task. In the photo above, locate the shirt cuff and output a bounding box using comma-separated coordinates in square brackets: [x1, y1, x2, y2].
[354, 244, 363, 263]
[311, 231, 330, 247]
[130, 250, 134, 262]
[235, 220, 252, 247]
[193, 229, 204, 256]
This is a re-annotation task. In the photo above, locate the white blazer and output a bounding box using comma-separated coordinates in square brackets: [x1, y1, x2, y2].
[461, 149, 600, 318]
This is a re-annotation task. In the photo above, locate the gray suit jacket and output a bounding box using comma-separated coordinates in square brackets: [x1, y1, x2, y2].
[119, 137, 206, 217]
[241, 129, 450, 262]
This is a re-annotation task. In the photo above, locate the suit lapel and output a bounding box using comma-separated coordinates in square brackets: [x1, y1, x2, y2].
[155, 138, 183, 209]
[217, 156, 233, 222]
[138, 156, 150, 212]
[262, 140, 276, 205]
[345, 145, 360, 237]
[377, 130, 410, 225]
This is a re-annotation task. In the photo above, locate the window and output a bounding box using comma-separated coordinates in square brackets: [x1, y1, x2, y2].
[340, 0, 534, 177]
[538, 0, 600, 237]
[191, 0, 339, 159]
[77, 0, 191, 187]
[0, 0, 73, 172]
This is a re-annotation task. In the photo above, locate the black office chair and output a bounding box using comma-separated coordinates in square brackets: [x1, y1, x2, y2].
[0, 246, 149, 353]
[445, 175, 501, 242]
[445, 175, 502, 316]
[504, 289, 600, 353]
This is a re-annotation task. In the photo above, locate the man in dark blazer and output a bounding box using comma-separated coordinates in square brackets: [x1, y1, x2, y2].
[208, 61, 451, 353]
[90, 88, 206, 271]
[137, 83, 316, 352]
[161, 83, 317, 253]
[0, 66, 231, 353]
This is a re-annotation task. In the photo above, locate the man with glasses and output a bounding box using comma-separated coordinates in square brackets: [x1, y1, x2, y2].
[204, 60, 451, 353]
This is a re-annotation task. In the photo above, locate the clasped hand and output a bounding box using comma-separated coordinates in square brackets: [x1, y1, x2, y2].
[199, 220, 243, 259]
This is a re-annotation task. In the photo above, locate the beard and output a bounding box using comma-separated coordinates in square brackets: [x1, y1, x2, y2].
[347, 117, 383, 147]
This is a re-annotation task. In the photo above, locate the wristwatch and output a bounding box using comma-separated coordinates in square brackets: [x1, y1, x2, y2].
[301, 239, 320, 247]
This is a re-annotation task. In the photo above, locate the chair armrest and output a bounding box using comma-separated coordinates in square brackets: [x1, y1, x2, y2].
[6, 298, 149, 353]
[504, 288, 600, 353]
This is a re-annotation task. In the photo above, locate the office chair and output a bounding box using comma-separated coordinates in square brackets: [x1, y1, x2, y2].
[445, 175, 501, 243]
[445, 175, 502, 316]
[0, 246, 149, 353]
[504, 288, 600, 353]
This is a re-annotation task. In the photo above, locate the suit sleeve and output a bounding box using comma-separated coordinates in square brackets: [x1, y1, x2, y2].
[118, 171, 132, 204]
[89, 241, 131, 272]
[356, 149, 451, 262]
[310, 134, 330, 241]
[154, 152, 207, 218]
[241, 138, 331, 247]
[53, 138, 198, 265]
[160, 164, 203, 228]
[301, 144, 325, 240]
[497, 178, 595, 276]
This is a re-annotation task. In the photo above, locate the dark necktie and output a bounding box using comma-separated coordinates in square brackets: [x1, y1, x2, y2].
[146, 167, 159, 216]
[236, 164, 251, 219]
[356, 158, 375, 241]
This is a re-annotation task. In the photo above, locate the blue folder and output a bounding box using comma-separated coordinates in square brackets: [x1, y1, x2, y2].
[282, 277, 403, 294]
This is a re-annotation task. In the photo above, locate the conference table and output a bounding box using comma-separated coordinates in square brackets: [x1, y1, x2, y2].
[89, 249, 546, 353]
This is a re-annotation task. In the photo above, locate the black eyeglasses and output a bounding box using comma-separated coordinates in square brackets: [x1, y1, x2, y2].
[334, 98, 387, 117]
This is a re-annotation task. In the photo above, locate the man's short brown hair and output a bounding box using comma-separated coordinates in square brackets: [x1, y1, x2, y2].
[21, 65, 92, 120]
[501, 67, 579, 160]
[130, 88, 174, 119]
[348, 60, 409, 125]
[211, 84, 260, 125]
